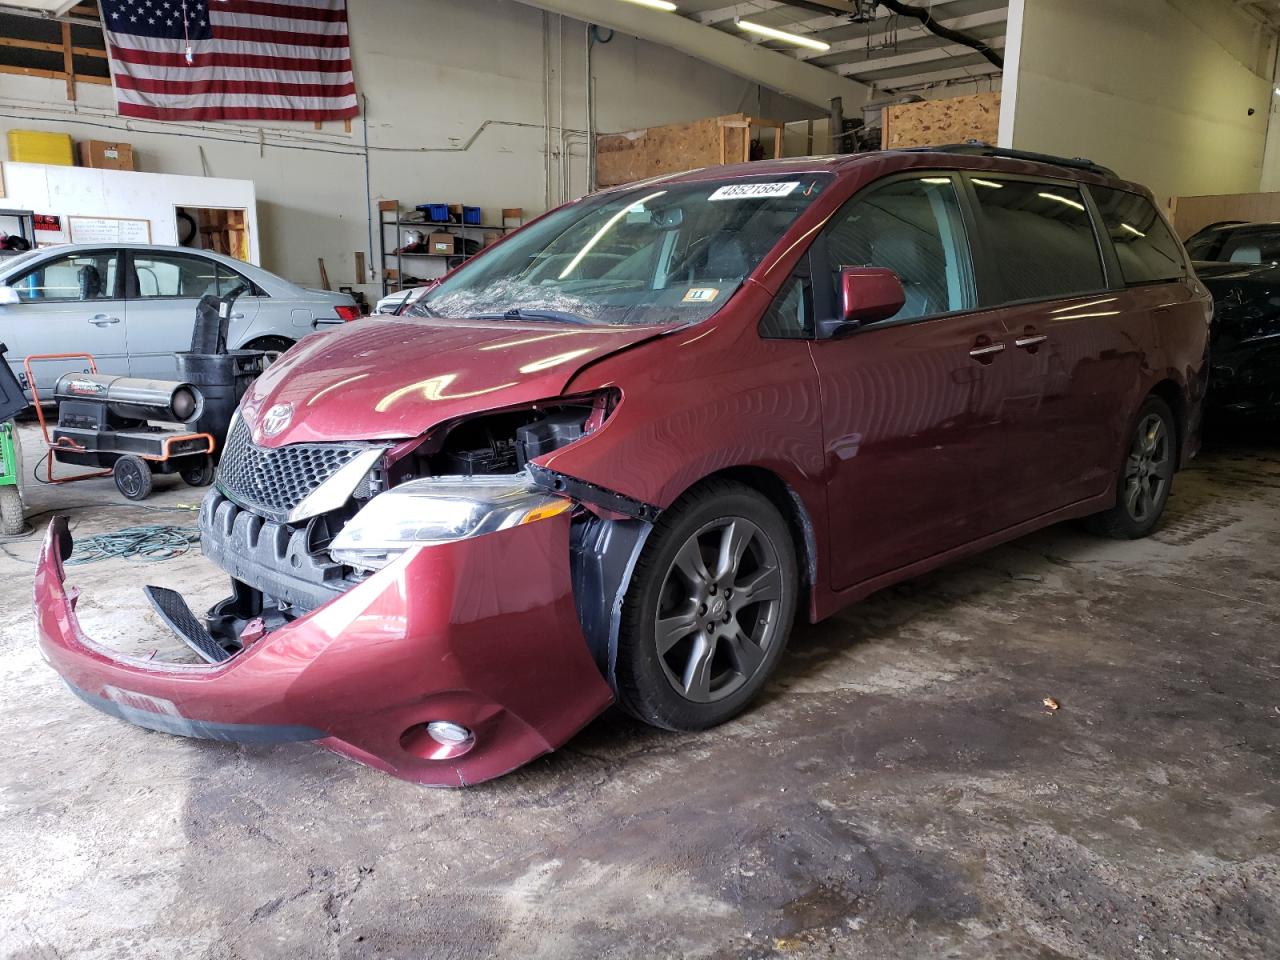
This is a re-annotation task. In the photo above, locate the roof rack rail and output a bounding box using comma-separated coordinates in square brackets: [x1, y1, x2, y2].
[900, 141, 1118, 178]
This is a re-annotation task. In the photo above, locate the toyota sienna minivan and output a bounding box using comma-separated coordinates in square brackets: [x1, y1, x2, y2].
[35, 146, 1211, 786]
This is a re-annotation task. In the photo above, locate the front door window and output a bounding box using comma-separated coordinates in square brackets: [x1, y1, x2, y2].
[823, 175, 975, 324]
[12, 251, 119, 303]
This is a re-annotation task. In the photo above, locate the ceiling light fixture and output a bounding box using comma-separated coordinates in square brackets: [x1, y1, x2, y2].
[736, 18, 831, 52]
[617, 0, 679, 11]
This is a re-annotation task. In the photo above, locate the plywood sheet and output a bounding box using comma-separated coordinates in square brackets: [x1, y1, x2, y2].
[881, 92, 1001, 150]
[595, 113, 774, 188]
[1170, 192, 1280, 240]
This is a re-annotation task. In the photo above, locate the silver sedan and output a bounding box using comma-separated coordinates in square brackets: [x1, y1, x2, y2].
[0, 243, 359, 392]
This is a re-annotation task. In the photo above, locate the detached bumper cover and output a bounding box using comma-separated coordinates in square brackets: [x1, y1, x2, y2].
[33, 513, 614, 786]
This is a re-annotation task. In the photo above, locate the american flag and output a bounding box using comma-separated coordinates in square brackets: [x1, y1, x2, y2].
[100, 0, 358, 122]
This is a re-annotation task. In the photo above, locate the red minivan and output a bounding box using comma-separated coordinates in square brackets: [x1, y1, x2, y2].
[34, 146, 1211, 785]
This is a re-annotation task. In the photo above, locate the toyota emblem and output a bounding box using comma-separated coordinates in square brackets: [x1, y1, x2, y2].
[261, 402, 294, 438]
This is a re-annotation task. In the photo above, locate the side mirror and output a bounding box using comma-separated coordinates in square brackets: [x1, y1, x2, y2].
[819, 267, 905, 338]
[0, 286, 19, 306]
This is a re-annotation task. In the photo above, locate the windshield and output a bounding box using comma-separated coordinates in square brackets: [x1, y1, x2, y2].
[1216, 229, 1280, 266]
[411, 173, 833, 327]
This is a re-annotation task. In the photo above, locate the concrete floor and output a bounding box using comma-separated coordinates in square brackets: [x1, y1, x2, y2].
[0, 421, 1277, 960]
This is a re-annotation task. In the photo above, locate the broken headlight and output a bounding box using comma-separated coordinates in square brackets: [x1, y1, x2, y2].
[329, 473, 571, 571]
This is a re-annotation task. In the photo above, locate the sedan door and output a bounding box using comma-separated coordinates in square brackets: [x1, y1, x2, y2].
[122, 250, 258, 380]
[805, 173, 1017, 591]
[0, 248, 127, 394]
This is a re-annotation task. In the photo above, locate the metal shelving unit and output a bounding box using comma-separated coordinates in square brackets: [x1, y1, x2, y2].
[378, 201, 518, 296]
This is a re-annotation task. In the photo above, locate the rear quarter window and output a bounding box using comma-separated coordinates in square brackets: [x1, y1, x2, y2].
[1091, 187, 1186, 284]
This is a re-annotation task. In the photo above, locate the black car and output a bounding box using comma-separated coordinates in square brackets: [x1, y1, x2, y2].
[1191, 221, 1280, 417]
[1186, 220, 1280, 265]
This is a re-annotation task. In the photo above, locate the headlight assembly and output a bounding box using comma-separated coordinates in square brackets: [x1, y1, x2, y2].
[329, 473, 571, 570]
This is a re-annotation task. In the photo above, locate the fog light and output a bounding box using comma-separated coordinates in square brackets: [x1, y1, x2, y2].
[426, 721, 473, 746]
[400, 720, 476, 761]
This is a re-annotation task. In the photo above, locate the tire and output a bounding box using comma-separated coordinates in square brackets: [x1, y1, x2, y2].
[243, 336, 294, 356]
[616, 479, 798, 731]
[181, 456, 216, 487]
[0, 486, 25, 536]
[1088, 395, 1176, 539]
[113, 455, 154, 501]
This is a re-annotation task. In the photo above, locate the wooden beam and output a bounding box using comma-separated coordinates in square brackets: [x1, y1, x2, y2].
[61, 21, 74, 101]
[0, 63, 109, 84]
[0, 36, 108, 58]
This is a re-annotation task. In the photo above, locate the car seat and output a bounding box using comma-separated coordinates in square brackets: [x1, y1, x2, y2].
[77, 264, 104, 300]
[870, 233, 937, 317]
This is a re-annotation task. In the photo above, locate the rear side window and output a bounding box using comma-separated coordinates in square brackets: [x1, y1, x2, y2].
[131, 252, 219, 298]
[969, 178, 1104, 301]
[1091, 187, 1185, 284]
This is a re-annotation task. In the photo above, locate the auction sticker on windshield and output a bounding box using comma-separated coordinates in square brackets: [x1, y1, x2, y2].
[683, 287, 719, 303]
[709, 182, 800, 201]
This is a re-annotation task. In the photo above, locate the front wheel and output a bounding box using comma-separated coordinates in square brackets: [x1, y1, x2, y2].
[1088, 396, 1176, 539]
[616, 479, 798, 731]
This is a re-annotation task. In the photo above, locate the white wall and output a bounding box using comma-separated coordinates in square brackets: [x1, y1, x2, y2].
[1, 162, 259, 259]
[0, 0, 815, 298]
[1003, 0, 1276, 204]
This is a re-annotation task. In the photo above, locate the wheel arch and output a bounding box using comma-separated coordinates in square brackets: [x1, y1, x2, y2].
[1147, 378, 1186, 471]
[241, 334, 295, 352]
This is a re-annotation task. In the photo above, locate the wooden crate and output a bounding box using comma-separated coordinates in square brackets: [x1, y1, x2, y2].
[881, 92, 1001, 150]
[1169, 192, 1280, 239]
[595, 113, 784, 188]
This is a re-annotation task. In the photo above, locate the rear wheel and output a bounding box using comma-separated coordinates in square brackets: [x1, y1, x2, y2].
[113, 455, 153, 501]
[616, 480, 798, 731]
[1088, 396, 1176, 539]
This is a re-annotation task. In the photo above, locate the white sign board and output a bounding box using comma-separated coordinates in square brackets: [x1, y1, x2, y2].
[68, 216, 152, 245]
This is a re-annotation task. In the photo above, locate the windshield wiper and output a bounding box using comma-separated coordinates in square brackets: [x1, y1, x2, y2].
[476, 308, 592, 325]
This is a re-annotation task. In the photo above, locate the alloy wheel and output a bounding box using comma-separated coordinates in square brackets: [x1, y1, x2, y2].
[1123, 413, 1172, 522]
[653, 517, 784, 704]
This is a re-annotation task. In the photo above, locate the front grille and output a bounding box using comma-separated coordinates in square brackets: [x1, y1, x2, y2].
[215, 415, 369, 523]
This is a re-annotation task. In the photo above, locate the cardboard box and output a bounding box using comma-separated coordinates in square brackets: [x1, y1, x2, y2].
[483, 231, 502, 247]
[429, 232, 456, 255]
[78, 140, 135, 170]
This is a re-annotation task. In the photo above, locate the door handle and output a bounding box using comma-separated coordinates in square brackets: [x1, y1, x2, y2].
[1015, 334, 1048, 349]
[230, 312, 245, 320]
[87, 314, 120, 326]
[969, 342, 1005, 360]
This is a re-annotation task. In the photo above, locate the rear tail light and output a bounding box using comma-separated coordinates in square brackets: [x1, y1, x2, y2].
[335, 305, 360, 322]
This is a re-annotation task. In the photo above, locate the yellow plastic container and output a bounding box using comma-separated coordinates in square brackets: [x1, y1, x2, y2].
[7, 130, 75, 166]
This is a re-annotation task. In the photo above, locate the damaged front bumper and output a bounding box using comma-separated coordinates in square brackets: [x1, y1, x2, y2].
[33, 512, 614, 786]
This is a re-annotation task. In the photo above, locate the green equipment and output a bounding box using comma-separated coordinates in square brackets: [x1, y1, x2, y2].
[0, 343, 27, 536]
